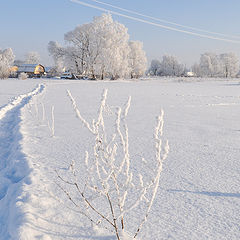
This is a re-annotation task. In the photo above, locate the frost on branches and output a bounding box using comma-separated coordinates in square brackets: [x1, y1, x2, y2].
[129, 41, 147, 79]
[0, 48, 15, 79]
[25, 51, 40, 64]
[148, 55, 184, 77]
[56, 89, 169, 240]
[193, 52, 239, 78]
[48, 14, 147, 80]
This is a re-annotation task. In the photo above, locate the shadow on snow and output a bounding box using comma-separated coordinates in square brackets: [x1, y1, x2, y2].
[167, 189, 240, 198]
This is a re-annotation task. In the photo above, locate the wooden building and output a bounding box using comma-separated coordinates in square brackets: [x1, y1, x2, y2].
[13, 64, 45, 78]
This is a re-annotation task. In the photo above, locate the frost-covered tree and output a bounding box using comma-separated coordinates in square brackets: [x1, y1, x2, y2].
[25, 51, 40, 64]
[92, 14, 130, 80]
[0, 48, 15, 79]
[48, 41, 65, 76]
[63, 22, 93, 75]
[129, 41, 147, 78]
[48, 64, 64, 77]
[148, 59, 161, 76]
[219, 53, 239, 78]
[159, 55, 184, 77]
[48, 41, 64, 60]
[49, 14, 146, 80]
[192, 63, 201, 77]
[198, 52, 220, 77]
[194, 52, 239, 78]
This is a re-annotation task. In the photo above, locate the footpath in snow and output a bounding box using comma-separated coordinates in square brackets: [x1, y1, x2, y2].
[0, 84, 45, 239]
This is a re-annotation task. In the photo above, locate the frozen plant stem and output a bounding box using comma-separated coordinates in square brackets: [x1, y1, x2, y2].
[134, 111, 169, 238]
[50, 106, 55, 137]
[34, 99, 39, 119]
[41, 102, 45, 122]
[61, 89, 169, 239]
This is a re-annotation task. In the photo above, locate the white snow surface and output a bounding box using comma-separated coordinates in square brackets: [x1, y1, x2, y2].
[0, 77, 239, 239]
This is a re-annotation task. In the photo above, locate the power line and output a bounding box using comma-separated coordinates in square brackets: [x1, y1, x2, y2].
[88, 0, 240, 40]
[70, 0, 240, 44]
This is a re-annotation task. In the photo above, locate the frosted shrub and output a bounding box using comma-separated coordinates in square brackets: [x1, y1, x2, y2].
[47, 106, 55, 137]
[18, 72, 28, 80]
[57, 89, 169, 240]
[0, 62, 10, 79]
[0, 48, 15, 79]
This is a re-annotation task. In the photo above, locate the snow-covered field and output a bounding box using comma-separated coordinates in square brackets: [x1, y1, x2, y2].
[0, 78, 239, 240]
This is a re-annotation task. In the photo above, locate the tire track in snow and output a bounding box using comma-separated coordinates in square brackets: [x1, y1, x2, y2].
[0, 84, 45, 240]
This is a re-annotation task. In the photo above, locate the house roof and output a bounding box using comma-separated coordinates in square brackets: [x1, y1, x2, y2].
[17, 64, 44, 73]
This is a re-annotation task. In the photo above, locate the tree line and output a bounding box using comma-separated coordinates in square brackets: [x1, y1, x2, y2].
[149, 52, 240, 78]
[1, 13, 240, 79]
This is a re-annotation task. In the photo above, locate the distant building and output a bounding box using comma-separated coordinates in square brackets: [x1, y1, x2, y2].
[184, 71, 196, 77]
[11, 64, 45, 78]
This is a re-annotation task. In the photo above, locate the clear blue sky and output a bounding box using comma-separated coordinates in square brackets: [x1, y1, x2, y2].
[1, 0, 240, 67]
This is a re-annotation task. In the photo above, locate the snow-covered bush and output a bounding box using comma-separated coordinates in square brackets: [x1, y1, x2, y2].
[57, 90, 169, 239]
[18, 72, 28, 80]
[0, 48, 15, 79]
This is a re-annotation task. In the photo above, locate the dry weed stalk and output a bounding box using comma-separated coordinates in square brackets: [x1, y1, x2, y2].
[57, 89, 169, 239]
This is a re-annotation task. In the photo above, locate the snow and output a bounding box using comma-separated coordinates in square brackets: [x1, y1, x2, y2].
[0, 77, 240, 239]
[0, 81, 44, 239]
[0, 79, 40, 106]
